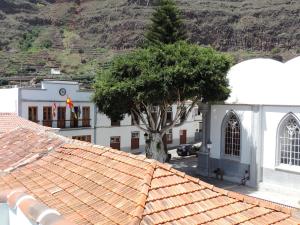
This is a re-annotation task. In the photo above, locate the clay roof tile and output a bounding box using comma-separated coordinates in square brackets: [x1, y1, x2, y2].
[0, 131, 299, 225]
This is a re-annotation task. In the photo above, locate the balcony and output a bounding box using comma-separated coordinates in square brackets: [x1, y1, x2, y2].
[42, 119, 91, 129]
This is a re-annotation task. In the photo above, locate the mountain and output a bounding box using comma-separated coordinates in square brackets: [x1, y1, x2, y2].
[0, 0, 299, 85]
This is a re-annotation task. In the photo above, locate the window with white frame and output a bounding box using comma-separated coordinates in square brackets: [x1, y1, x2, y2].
[278, 114, 300, 166]
[223, 111, 241, 158]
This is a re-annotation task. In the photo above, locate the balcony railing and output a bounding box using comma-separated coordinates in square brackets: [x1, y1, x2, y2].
[42, 119, 91, 129]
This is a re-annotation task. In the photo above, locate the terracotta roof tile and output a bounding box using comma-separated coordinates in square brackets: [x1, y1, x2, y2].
[0, 112, 53, 134]
[0, 131, 299, 225]
[0, 127, 91, 174]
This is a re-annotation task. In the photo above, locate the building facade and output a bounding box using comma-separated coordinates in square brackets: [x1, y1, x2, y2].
[0, 81, 95, 142]
[198, 57, 300, 196]
[0, 80, 201, 153]
[96, 105, 201, 153]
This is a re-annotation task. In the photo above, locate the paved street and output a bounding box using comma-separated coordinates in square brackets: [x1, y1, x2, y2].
[167, 149, 300, 208]
[168, 149, 199, 177]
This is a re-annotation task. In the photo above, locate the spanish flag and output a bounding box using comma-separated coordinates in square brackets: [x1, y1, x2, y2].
[66, 97, 77, 119]
[66, 96, 74, 109]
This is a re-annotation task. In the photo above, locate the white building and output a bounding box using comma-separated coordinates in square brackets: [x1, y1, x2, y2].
[198, 56, 300, 194]
[96, 105, 201, 152]
[0, 80, 201, 153]
[0, 81, 95, 142]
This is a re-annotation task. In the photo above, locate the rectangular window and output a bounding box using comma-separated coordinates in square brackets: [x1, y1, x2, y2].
[28, 106, 38, 123]
[82, 106, 90, 127]
[111, 119, 121, 126]
[57, 107, 66, 128]
[72, 135, 91, 143]
[43, 106, 52, 127]
[70, 106, 79, 128]
[110, 136, 121, 150]
[131, 131, 140, 149]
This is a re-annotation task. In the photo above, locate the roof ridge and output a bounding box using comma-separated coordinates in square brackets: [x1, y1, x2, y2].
[129, 161, 157, 225]
[0, 128, 69, 175]
[0, 189, 75, 225]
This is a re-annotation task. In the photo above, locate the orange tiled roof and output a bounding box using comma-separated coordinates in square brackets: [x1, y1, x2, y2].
[0, 127, 90, 174]
[0, 112, 53, 134]
[0, 142, 299, 225]
[0, 189, 75, 225]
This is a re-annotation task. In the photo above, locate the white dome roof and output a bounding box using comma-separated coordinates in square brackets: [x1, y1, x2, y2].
[226, 56, 300, 105]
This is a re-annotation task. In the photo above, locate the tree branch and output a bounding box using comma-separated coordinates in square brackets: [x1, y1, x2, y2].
[130, 109, 149, 133]
[160, 98, 199, 135]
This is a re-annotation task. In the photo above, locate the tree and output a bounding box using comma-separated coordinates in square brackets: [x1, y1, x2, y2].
[93, 41, 232, 162]
[145, 0, 186, 45]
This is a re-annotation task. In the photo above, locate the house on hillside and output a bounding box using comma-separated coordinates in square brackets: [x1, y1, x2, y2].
[198, 56, 300, 195]
[0, 80, 201, 153]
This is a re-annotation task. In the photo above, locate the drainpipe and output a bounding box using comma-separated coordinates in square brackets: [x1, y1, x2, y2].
[93, 105, 97, 144]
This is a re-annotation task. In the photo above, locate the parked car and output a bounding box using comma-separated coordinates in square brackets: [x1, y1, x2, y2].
[177, 144, 200, 156]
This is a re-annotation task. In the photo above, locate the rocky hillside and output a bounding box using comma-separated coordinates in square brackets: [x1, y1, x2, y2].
[0, 0, 299, 84]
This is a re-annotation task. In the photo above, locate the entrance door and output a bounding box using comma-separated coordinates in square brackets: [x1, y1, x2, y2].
[110, 136, 120, 150]
[131, 131, 140, 150]
[180, 129, 187, 144]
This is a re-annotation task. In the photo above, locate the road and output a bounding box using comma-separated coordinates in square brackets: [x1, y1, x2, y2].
[167, 149, 198, 177]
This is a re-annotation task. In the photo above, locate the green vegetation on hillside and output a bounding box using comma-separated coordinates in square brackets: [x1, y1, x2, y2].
[0, 0, 299, 85]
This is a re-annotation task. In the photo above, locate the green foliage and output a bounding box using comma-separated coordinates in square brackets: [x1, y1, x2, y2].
[19, 29, 40, 51]
[96, 47, 108, 54]
[271, 47, 280, 54]
[40, 39, 53, 49]
[145, 0, 186, 45]
[93, 41, 232, 121]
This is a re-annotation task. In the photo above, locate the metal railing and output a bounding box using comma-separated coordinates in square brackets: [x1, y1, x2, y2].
[42, 119, 91, 129]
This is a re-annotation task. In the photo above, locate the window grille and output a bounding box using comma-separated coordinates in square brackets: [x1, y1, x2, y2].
[110, 136, 120, 143]
[224, 113, 240, 157]
[131, 131, 140, 139]
[279, 116, 300, 166]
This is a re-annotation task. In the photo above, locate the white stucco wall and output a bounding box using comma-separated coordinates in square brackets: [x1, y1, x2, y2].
[0, 82, 200, 152]
[210, 104, 300, 189]
[0, 88, 19, 113]
[261, 106, 300, 169]
[95, 105, 200, 152]
[210, 105, 252, 165]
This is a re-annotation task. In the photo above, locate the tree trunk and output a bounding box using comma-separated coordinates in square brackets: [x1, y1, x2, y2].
[145, 132, 167, 162]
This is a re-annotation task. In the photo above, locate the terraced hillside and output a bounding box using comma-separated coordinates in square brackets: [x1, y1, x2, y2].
[0, 0, 299, 85]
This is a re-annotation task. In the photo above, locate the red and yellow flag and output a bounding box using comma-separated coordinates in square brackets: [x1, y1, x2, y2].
[66, 97, 74, 109]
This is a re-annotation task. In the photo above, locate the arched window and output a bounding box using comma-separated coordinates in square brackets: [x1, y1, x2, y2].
[222, 111, 241, 158]
[277, 113, 300, 166]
